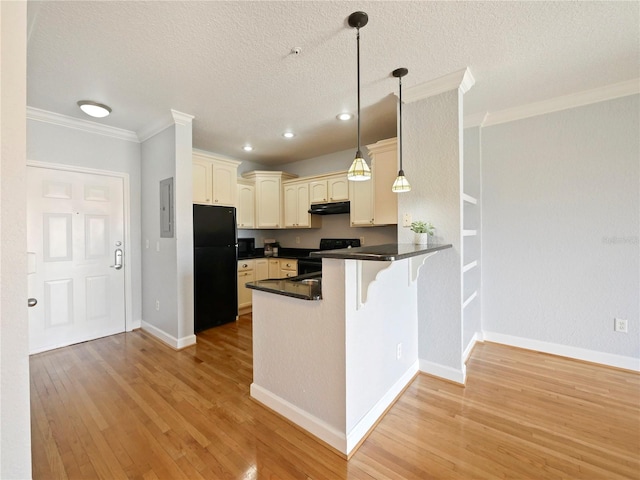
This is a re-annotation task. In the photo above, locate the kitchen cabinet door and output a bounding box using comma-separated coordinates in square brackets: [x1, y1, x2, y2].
[255, 259, 269, 280]
[193, 158, 213, 204]
[283, 184, 298, 228]
[349, 179, 373, 226]
[211, 162, 237, 206]
[309, 180, 328, 203]
[327, 176, 349, 202]
[237, 269, 255, 309]
[268, 259, 280, 278]
[256, 177, 281, 228]
[237, 182, 255, 228]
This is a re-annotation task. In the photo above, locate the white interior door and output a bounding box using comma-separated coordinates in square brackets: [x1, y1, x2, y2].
[27, 166, 126, 354]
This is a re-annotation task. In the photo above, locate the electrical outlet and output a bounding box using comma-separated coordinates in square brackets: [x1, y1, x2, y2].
[403, 213, 412, 227]
[360, 236, 365, 246]
[614, 318, 628, 333]
[295, 236, 300, 244]
[396, 343, 402, 360]
[145, 239, 149, 249]
[155, 300, 160, 311]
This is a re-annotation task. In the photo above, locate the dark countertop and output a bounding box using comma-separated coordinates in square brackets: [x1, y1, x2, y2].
[246, 272, 322, 301]
[309, 243, 452, 261]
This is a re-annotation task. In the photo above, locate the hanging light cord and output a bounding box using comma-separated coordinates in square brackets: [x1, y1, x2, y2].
[356, 27, 362, 158]
[398, 74, 403, 172]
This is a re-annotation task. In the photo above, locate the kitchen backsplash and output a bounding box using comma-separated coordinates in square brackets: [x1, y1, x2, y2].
[238, 214, 396, 249]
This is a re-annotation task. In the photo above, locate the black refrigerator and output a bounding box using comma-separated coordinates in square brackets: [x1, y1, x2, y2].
[193, 204, 238, 332]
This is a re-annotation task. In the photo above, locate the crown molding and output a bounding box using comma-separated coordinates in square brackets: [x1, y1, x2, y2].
[171, 109, 194, 125]
[26, 107, 139, 142]
[138, 109, 195, 142]
[482, 78, 640, 127]
[404, 68, 475, 104]
[463, 112, 488, 129]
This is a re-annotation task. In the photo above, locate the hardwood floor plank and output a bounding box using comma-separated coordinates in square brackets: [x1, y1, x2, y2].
[31, 318, 640, 479]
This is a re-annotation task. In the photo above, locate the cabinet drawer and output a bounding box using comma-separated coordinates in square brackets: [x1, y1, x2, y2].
[280, 259, 297, 271]
[238, 259, 255, 272]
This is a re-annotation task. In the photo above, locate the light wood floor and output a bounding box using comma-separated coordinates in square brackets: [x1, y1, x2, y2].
[31, 315, 640, 479]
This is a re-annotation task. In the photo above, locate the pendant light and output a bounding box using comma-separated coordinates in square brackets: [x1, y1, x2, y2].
[391, 68, 411, 193]
[346, 11, 371, 182]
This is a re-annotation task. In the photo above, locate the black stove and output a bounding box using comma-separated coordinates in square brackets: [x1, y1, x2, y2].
[297, 238, 361, 275]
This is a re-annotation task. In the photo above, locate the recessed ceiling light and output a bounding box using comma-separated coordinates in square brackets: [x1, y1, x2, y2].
[282, 132, 295, 138]
[337, 113, 353, 121]
[77, 100, 111, 118]
[243, 145, 254, 152]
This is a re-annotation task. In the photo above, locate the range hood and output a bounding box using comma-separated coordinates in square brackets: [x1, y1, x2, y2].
[308, 201, 350, 215]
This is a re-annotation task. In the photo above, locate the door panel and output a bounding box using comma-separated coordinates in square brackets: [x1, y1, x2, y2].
[27, 166, 126, 354]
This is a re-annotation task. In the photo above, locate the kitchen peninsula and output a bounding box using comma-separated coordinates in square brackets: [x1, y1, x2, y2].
[249, 243, 451, 457]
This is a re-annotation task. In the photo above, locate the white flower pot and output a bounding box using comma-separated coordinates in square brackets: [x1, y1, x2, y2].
[414, 232, 429, 246]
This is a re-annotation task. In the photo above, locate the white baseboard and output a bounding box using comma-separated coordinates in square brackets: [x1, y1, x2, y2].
[419, 359, 466, 385]
[141, 321, 196, 350]
[251, 361, 419, 456]
[483, 331, 640, 372]
[346, 360, 419, 453]
[127, 318, 142, 331]
[250, 383, 347, 454]
[463, 331, 484, 363]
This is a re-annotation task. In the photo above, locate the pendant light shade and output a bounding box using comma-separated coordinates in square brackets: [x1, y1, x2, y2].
[391, 67, 411, 193]
[347, 11, 371, 182]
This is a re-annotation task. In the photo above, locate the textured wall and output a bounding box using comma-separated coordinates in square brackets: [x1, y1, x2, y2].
[397, 90, 463, 371]
[482, 95, 639, 358]
[27, 120, 143, 325]
[0, 1, 32, 477]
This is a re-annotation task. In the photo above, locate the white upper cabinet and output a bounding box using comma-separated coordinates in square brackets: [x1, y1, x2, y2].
[308, 172, 349, 204]
[236, 179, 255, 229]
[192, 152, 240, 206]
[349, 138, 398, 226]
[327, 175, 349, 202]
[242, 171, 296, 229]
[283, 180, 320, 228]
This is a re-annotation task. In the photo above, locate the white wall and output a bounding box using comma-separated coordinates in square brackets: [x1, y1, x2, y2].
[397, 89, 464, 375]
[282, 147, 367, 178]
[481, 94, 639, 362]
[27, 120, 143, 325]
[0, 1, 32, 477]
[141, 127, 179, 338]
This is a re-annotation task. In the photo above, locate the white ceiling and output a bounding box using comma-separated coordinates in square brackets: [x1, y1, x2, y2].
[27, 1, 639, 166]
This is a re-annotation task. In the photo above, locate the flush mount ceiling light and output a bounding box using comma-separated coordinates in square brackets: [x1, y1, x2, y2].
[282, 132, 295, 138]
[77, 100, 111, 118]
[346, 11, 371, 182]
[391, 68, 411, 193]
[337, 113, 353, 121]
[243, 145, 254, 152]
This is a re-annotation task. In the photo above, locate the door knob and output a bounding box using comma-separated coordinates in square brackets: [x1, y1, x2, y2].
[28, 298, 38, 307]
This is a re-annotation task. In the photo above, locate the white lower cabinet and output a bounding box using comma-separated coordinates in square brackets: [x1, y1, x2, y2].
[280, 259, 298, 278]
[268, 259, 281, 278]
[237, 260, 255, 310]
[255, 259, 269, 281]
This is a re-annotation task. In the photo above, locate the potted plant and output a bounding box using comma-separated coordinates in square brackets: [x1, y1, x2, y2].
[410, 221, 435, 246]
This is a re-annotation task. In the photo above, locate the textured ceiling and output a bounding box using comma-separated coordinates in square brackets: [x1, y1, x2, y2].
[27, 1, 639, 165]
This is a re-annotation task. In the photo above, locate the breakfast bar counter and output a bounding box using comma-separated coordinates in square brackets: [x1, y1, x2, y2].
[249, 243, 451, 457]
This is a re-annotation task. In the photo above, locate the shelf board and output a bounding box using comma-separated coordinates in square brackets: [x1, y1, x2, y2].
[462, 193, 478, 204]
[462, 260, 478, 273]
[463, 230, 478, 237]
[462, 291, 478, 309]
